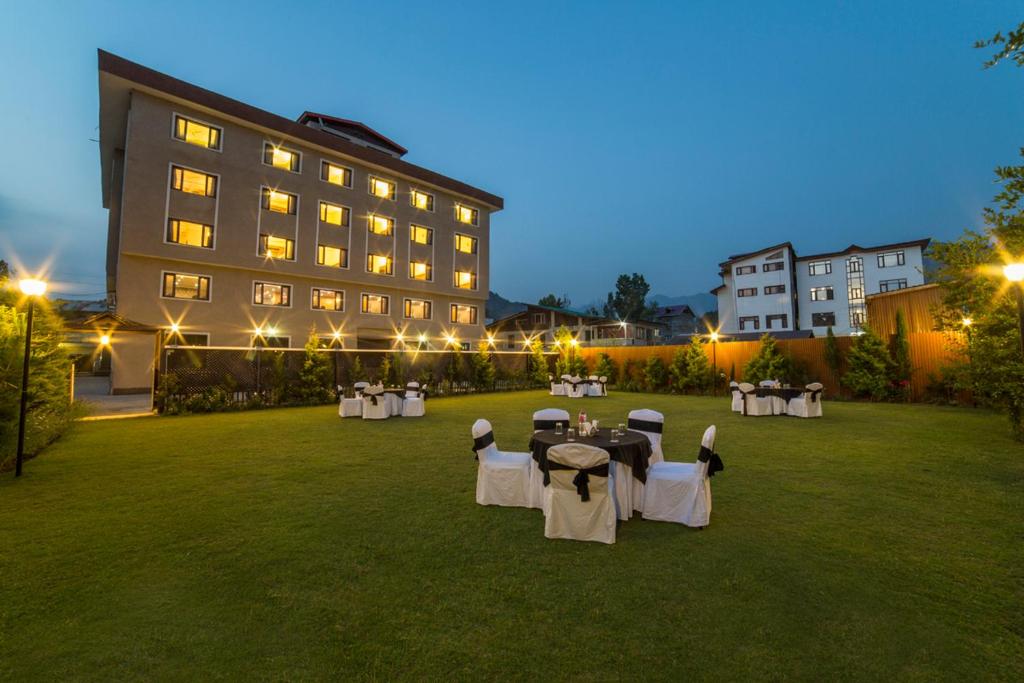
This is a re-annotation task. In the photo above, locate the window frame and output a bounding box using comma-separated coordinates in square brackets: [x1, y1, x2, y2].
[261, 187, 298, 215]
[403, 297, 433, 320]
[262, 142, 302, 174]
[737, 287, 757, 297]
[738, 315, 760, 331]
[807, 260, 832, 276]
[408, 259, 433, 282]
[410, 189, 435, 212]
[316, 244, 349, 269]
[734, 265, 756, 276]
[410, 224, 434, 246]
[877, 250, 906, 268]
[453, 270, 478, 291]
[166, 217, 214, 250]
[766, 314, 788, 329]
[311, 287, 345, 312]
[368, 213, 395, 236]
[454, 202, 480, 226]
[320, 160, 353, 188]
[454, 232, 478, 255]
[762, 261, 785, 272]
[366, 253, 395, 276]
[170, 164, 218, 198]
[171, 112, 222, 152]
[368, 175, 397, 201]
[258, 234, 296, 261]
[318, 200, 351, 228]
[360, 292, 391, 316]
[252, 280, 293, 308]
[811, 311, 837, 327]
[810, 286, 834, 301]
[764, 284, 786, 295]
[450, 303, 479, 325]
[879, 278, 908, 293]
[160, 270, 212, 302]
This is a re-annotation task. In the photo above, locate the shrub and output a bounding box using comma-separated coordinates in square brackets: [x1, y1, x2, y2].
[843, 326, 896, 401]
[594, 352, 617, 384]
[743, 334, 792, 384]
[294, 329, 334, 405]
[530, 339, 551, 385]
[642, 355, 667, 391]
[471, 343, 496, 390]
[891, 310, 912, 400]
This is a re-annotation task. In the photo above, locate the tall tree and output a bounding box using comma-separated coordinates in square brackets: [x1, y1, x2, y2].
[975, 20, 1024, 68]
[538, 293, 571, 308]
[603, 273, 653, 321]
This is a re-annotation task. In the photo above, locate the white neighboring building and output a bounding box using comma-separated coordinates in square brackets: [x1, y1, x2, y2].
[712, 239, 929, 336]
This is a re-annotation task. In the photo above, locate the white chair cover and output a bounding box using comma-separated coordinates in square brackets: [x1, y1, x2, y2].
[530, 409, 571, 509]
[472, 419, 532, 507]
[786, 382, 823, 418]
[543, 442, 616, 544]
[642, 425, 717, 527]
[549, 374, 566, 396]
[586, 375, 603, 397]
[567, 376, 586, 398]
[353, 381, 369, 397]
[627, 409, 664, 463]
[623, 408, 665, 517]
[361, 385, 389, 420]
[598, 376, 608, 396]
[339, 388, 363, 418]
[729, 381, 743, 413]
[402, 382, 425, 417]
[738, 382, 772, 416]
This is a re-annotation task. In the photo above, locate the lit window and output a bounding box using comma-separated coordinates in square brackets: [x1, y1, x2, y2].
[167, 219, 213, 248]
[369, 176, 396, 200]
[253, 282, 291, 307]
[173, 114, 221, 150]
[259, 235, 295, 260]
[171, 166, 217, 197]
[410, 225, 433, 245]
[411, 189, 434, 211]
[455, 234, 477, 254]
[409, 261, 432, 281]
[162, 272, 210, 300]
[368, 214, 394, 235]
[404, 298, 432, 319]
[450, 304, 478, 324]
[261, 188, 297, 214]
[455, 203, 479, 226]
[454, 271, 477, 289]
[361, 293, 390, 315]
[321, 161, 352, 187]
[317, 245, 347, 268]
[810, 286, 834, 301]
[263, 143, 301, 172]
[319, 201, 350, 227]
[367, 254, 393, 275]
[312, 288, 344, 311]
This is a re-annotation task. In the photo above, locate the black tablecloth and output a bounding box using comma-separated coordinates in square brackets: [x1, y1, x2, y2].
[529, 428, 652, 483]
[754, 387, 804, 401]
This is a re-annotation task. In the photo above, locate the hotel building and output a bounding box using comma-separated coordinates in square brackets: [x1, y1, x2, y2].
[712, 239, 929, 336]
[97, 50, 502, 358]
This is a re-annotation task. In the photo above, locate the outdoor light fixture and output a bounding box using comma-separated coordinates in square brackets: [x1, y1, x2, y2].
[961, 317, 973, 327]
[254, 326, 264, 336]
[418, 333, 427, 344]
[332, 330, 342, 339]
[267, 326, 279, 337]
[486, 334, 496, 345]
[396, 332, 405, 343]
[99, 334, 111, 346]
[569, 338, 578, 347]
[1003, 261, 1024, 359]
[169, 322, 180, 333]
[446, 334, 457, 347]
[1004, 263, 1024, 283]
[15, 277, 47, 477]
[710, 331, 720, 343]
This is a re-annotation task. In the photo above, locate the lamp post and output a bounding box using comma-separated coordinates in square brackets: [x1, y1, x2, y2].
[15, 278, 47, 477]
[709, 331, 719, 395]
[1005, 263, 1024, 360]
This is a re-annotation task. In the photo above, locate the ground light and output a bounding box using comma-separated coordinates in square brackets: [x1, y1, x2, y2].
[709, 330, 720, 395]
[16, 278, 48, 477]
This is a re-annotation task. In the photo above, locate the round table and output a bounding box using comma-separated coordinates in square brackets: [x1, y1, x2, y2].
[528, 428, 652, 483]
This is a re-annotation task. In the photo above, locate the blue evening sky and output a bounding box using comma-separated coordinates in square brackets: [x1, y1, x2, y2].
[0, 1, 1021, 306]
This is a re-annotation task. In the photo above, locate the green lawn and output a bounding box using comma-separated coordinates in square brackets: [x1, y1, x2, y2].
[1, 392, 1021, 680]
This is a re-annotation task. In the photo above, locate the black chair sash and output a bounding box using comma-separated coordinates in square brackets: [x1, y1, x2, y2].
[534, 419, 570, 431]
[627, 418, 663, 434]
[471, 431, 495, 461]
[543, 461, 610, 501]
[808, 388, 822, 403]
[739, 387, 758, 416]
[406, 383, 420, 397]
[698, 445, 724, 477]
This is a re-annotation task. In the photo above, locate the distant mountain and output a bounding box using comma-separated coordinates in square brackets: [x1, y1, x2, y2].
[486, 291, 526, 322]
[649, 292, 717, 315]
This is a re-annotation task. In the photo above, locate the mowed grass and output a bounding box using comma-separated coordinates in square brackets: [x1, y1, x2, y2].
[1, 392, 1022, 680]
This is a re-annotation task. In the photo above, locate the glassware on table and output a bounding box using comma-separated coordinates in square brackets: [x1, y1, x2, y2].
[554, 422, 564, 436]
[618, 423, 626, 437]
[610, 424, 618, 443]
[566, 428, 576, 442]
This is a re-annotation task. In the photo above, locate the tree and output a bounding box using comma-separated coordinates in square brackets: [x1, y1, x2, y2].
[669, 346, 688, 391]
[471, 343, 496, 390]
[294, 328, 333, 404]
[976, 20, 1024, 69]
[824, 326, 843, 384]
[742, 334, 791, 384]
[594, 352, 617, 384]
[553, 325, 586, 377]
[843, 326, 895, 401]
[603, 273, 653, 321]
[642, 355, 667, 391]
[538, 293, 571, 308]
[529, 339, 550, 385]
[349, 354, 365, 384]
[682, 341, 713, 393]
[891, 309, 912, 398]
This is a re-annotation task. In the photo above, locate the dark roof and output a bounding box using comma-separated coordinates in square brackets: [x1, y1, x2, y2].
[65, 312, 160, 332]
[719, 242, 794, 267]
[797, 238, 931, 262]
[652, 305, 695, 318]
[297, 111, 408, 156]
[710, 284, 727, 294]
[97, 50, 502, 210]
[486, 303, 660, 329]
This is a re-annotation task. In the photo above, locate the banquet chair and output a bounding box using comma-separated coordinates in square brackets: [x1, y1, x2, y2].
[738, 382, 772, 416]
[642, 425, 720, 527]
[361, 385, 389, 420]
[549, 374, 567, 396]
[543, 442, 616, 544]
[531, 409, 571, 509]
[339, 381, 369, 418]
[759, 380, 778, 387]
[786, 382, 824, 418]
[402, 381, 425, 417]
[618, 408, 666, 516]
[729, 381, 743, 413]
[599, 376, 609, 396]
[471, 419, 532, 508]
[587, 375, 603, 397]
[627, 409, 664, 464]
[567, 376, 586, 398]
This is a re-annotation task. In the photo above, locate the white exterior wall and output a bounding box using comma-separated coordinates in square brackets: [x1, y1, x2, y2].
[716, 248, 796, 334]
[796, 246, 926, 335]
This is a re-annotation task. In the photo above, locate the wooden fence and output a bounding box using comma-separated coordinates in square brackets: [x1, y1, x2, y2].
[579, 331, 965, 401]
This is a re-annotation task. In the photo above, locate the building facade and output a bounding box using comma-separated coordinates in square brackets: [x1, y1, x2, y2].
[487, 304, 661, 350]
[712, 239, 929, 336]
[650, 304, 698, 338]
[98, 50, 502, 353]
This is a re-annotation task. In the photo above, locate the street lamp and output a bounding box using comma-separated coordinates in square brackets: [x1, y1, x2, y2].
[709, 330, 719, 395]
[1005, 262, 1024, 360]
[15, 278, 48, 477]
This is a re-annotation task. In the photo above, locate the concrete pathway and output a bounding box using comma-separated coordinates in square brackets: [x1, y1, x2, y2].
[75, 376, 155, 420]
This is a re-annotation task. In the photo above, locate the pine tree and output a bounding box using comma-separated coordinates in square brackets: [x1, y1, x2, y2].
[471, 343, 496, 390]
[891, 309, 913, 399]
[529, 339, 550, 385]
[743, 334, 791, 384]
[295, 329, 333, 404]
[643, 355, 667, 391]
[594, 352, 618, 384]
[669, 346, 688, 391]
[349, 354, 365, 384]
[843, 326, 895, 401]
[683, 341, 712, 393]
[824, 326, 842, 385]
